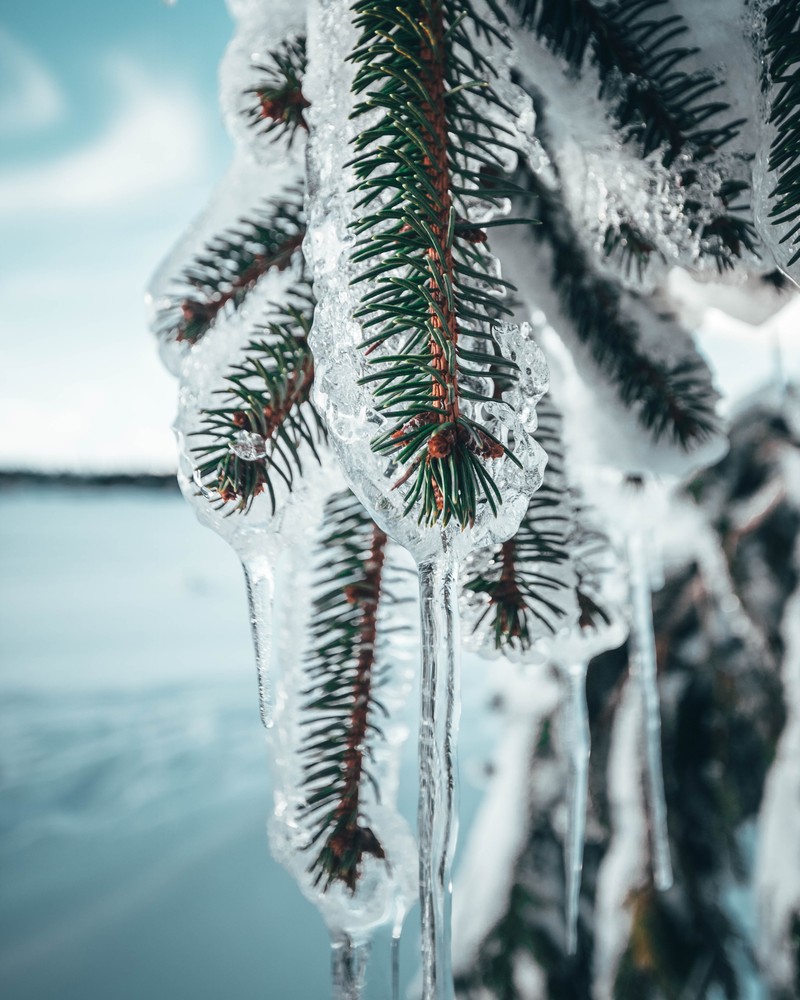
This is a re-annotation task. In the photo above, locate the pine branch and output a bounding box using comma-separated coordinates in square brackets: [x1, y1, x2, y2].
[509, 0, 756, 270]
[516, 162, 719, 447]
[509, 0, 743, 164]
[158, 189, 305, 345]
[349, 0, 527, 529]
[764, 1, 800, 267]
[191, 289, 324, 512]
[463, 393, 576, 650]
[244, 35, 310, 146]
[300, 490, 401, 892]
[603, 179, 756, 277]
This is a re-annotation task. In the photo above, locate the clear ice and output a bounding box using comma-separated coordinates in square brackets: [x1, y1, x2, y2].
[242, 558, 275, 728]
[418, 552, 462, 1000]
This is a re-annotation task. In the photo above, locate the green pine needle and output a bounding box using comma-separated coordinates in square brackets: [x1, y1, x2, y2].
[158, 189, 305, 345]
[518, 161, 719, 448]
[299, 490, 405, 892]
[348, 0, 530, 529]
[510, 0, 744, 163]
[464, 394, 576, 650]
[192, 290, 325, 512]
[244, 35, 310, 146]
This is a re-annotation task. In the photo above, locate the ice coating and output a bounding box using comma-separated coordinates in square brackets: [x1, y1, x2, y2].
[460, 390, 581, 661]
[509, 12, 758, 291]
[219, 0, 309, 161]
[266, 524, 418, 939]
[535, 317, 727, 482]
[304, 0, 549, 563]
[627, 530, 674, 892]
[146, 158, 292, 379]
[562, 661, 589, 956]
[303, 7, 550, 992]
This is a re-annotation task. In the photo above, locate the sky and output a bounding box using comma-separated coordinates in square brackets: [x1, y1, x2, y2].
[0, 0, 233, 471]
[0, 1, 798, 473]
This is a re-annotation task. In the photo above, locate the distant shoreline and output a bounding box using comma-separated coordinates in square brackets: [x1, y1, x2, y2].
[0, 470, 179, 492]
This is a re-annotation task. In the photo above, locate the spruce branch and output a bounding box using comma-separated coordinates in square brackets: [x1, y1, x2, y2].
[191, 289, 324, 512]
[300, 490, 401, 892]
[464, 394, 576, 650]
[764, 1, 800, 267]
[349, 0, 528, 529]
[517, 162, 719, 447]
[508, 0, 743, 164]
[509, 0, 756, 270]
[244, 35, 310, 146]
[158, 189, 305, 345]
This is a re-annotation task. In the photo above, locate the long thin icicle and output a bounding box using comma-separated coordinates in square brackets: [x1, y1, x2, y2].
[627, 531, 674, 891]
[391, 922, 402, 1000]
[418, 549, 461, 1000]
[563, 660, 590, 954]
[330, 934, 370, 1000]
[242, 558, 275, 729]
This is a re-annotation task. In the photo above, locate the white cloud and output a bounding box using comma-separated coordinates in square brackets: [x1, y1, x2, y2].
[0, 28, 64, 132]
[0, 56, 208, 215]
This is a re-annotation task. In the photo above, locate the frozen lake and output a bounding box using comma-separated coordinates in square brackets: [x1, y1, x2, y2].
[0, 485, 500, 999]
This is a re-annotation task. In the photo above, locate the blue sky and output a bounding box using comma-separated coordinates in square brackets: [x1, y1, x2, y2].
[0, 0, 233, 470]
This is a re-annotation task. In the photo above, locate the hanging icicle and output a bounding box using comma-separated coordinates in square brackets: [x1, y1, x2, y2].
[242, 557, 276, 728]
[627, 529, 674, 892]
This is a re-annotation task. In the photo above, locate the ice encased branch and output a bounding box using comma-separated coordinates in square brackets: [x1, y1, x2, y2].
[304, 0, 549, 560]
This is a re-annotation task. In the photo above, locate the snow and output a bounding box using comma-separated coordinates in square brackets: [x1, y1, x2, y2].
[452, 662, 560, 973]
[592, 678, 649, 1000]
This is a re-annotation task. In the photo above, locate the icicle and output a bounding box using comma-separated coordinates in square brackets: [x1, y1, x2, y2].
[627, 531, 674, 891]
[562, 660, 590, 955]
[241, 558, 275, 729]
[418, 548, 461, 1000]
[330, 933, 370, 1000]
[391, 916, 402, 1000]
